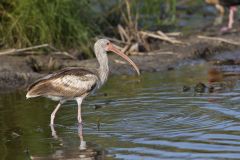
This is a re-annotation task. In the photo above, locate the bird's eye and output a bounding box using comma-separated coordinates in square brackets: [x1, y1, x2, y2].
[106, 42, 110, 45]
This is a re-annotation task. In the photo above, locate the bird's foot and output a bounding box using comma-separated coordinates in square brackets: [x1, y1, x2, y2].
[220, 26, 231, 32]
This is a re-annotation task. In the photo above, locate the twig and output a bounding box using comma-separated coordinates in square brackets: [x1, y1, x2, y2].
[165, 32, 182, 37]
[157, 30, 170, 38]
[131, 51, 177, 56]
[141, 36, 151, 51]
[122, 44, 132, 53]
[0, 44, 76, 59]
[53, 52, 77, 59]
[157, 31, 180, 42]
[114, 59, 127, 64]
[0, 44, 49, 55]
[128, 43, 139, 53]
[197, 35, 240, 46]
[118, 24, 130, 42]
[140, 31, 183, 44]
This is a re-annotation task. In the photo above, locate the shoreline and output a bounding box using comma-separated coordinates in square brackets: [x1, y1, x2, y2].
[0, 30, 240, 92]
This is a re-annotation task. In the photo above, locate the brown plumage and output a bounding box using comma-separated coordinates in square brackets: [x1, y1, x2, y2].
[27, 68, 98, 100]
[26, 39, 140, 126]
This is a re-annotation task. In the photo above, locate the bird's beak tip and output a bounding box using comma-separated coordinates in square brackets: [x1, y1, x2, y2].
[109, 43, 140, 76]
[137, 70, 141, 76]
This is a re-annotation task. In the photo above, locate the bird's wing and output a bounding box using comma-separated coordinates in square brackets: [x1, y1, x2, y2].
[27, 68, 99, 98]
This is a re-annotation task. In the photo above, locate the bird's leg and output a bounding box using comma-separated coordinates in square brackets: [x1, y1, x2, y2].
[50, 124, 58, 139]
[50, 101, 63, 125]
[76, 97, 84, 124]
[228, 6, 237, 29]
[221, 6, 237, 32]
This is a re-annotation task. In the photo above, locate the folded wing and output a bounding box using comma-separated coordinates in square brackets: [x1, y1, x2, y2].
[26, 68, 99, 99]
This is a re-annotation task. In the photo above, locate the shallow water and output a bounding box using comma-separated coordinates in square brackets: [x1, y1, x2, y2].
[1, 64, 240, 160]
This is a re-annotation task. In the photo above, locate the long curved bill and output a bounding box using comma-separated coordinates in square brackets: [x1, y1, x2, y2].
[108, 43, 140, 75]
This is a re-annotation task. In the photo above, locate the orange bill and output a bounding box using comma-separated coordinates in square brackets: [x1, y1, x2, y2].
[107, 43, 140, 75]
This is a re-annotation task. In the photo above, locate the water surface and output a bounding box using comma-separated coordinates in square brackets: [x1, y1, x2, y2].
[1, 64, 240, 159]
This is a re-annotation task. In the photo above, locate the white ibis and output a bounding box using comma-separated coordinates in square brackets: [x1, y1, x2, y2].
[205, 0, 240, 31]
[26, 39, 140, 125]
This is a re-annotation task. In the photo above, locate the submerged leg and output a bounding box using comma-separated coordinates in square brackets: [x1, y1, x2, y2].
[50, 124, 58, 139]
[50, 101, 63, 125]
[78, 123, 86, 150]
[76, 97, 84, 124]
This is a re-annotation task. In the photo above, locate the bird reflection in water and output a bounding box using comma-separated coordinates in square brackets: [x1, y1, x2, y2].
[31, 124, 106, 160]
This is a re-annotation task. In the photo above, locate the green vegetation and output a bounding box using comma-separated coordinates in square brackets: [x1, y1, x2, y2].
[0, 0, 177, 57]
[0, 0, 97, 57]
[130, 0, 176, 28]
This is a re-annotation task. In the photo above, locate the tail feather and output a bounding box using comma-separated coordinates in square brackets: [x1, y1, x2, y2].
[26, 91, 39, 99]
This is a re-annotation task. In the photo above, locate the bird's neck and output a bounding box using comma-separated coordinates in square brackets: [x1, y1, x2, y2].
[95, 48, 109, 85]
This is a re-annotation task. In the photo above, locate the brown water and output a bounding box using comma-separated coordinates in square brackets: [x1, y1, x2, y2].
[1, 64, 240, 160]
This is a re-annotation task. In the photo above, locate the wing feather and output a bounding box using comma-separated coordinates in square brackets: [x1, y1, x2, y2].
[26, 68, 99, 99]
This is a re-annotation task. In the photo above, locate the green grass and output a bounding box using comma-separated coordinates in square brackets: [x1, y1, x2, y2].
[0, 0, 98, 57]
[96, 0, 177, 31]
[0, 0, 177, 57]
[132, 0, 176, 28]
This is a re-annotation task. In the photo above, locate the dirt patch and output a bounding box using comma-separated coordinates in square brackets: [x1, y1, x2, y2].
[0, 30, 240, 92]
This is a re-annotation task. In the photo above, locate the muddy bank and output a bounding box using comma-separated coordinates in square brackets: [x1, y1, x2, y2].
[0, 30, 240, 92]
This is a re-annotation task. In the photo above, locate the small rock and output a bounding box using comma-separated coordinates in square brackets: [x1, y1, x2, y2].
[194, 82, 207, 93]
